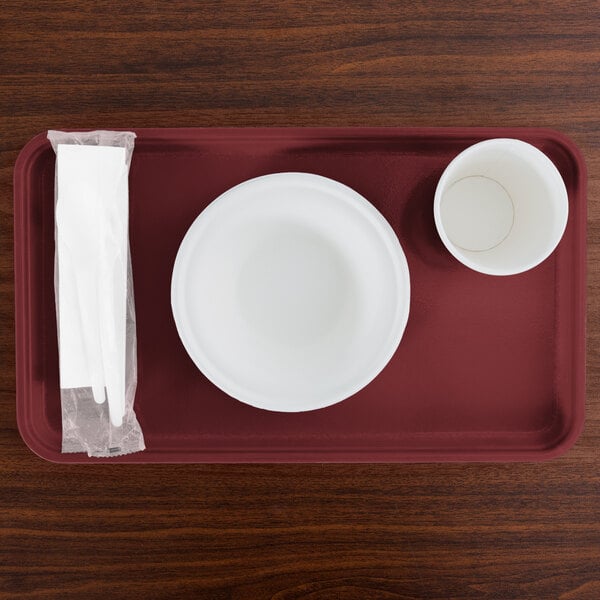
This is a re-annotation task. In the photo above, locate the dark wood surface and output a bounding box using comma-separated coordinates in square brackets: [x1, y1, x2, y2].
[1, 1, 599, 598]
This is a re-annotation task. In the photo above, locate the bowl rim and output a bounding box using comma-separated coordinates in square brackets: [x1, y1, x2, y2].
[171, 171, 411, 412]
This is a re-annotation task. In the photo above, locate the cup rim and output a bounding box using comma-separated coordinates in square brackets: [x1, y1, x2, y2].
[433, 138, 569, 276]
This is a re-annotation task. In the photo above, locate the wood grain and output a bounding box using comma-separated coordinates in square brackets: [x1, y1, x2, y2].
[1, 1, 599, 598]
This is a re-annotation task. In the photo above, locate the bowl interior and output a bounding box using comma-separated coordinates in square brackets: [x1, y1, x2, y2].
[171, 172, 410, 412]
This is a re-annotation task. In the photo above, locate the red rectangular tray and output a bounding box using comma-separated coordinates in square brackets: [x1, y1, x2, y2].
[14, 128, 586, 463]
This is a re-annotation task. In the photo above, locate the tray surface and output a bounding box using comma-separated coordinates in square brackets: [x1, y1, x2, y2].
[14, 127, 586, 462]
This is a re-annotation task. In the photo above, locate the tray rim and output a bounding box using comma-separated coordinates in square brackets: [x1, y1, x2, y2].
[14, 126, 587, 464]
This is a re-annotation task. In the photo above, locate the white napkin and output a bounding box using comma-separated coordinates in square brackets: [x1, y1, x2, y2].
[56, 144, 128, 427]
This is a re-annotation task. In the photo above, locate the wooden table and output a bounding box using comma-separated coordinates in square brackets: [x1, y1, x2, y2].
[1, 2, 598, 598]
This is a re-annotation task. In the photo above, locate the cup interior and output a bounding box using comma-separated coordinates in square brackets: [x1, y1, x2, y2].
[434, 139, 568, 275]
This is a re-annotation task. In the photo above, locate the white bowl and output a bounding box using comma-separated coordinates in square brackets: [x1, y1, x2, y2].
[171, 172, 410, 412]
[434, 138, 568, 276]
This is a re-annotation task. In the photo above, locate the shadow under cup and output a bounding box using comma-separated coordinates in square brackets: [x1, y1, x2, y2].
[434, 138, 569, 276]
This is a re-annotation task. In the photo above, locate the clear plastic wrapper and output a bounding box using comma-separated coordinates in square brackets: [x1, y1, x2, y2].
[48, 130, 145, 457]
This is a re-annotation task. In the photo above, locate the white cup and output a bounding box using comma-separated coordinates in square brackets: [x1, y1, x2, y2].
[434, 138, 568, 275]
